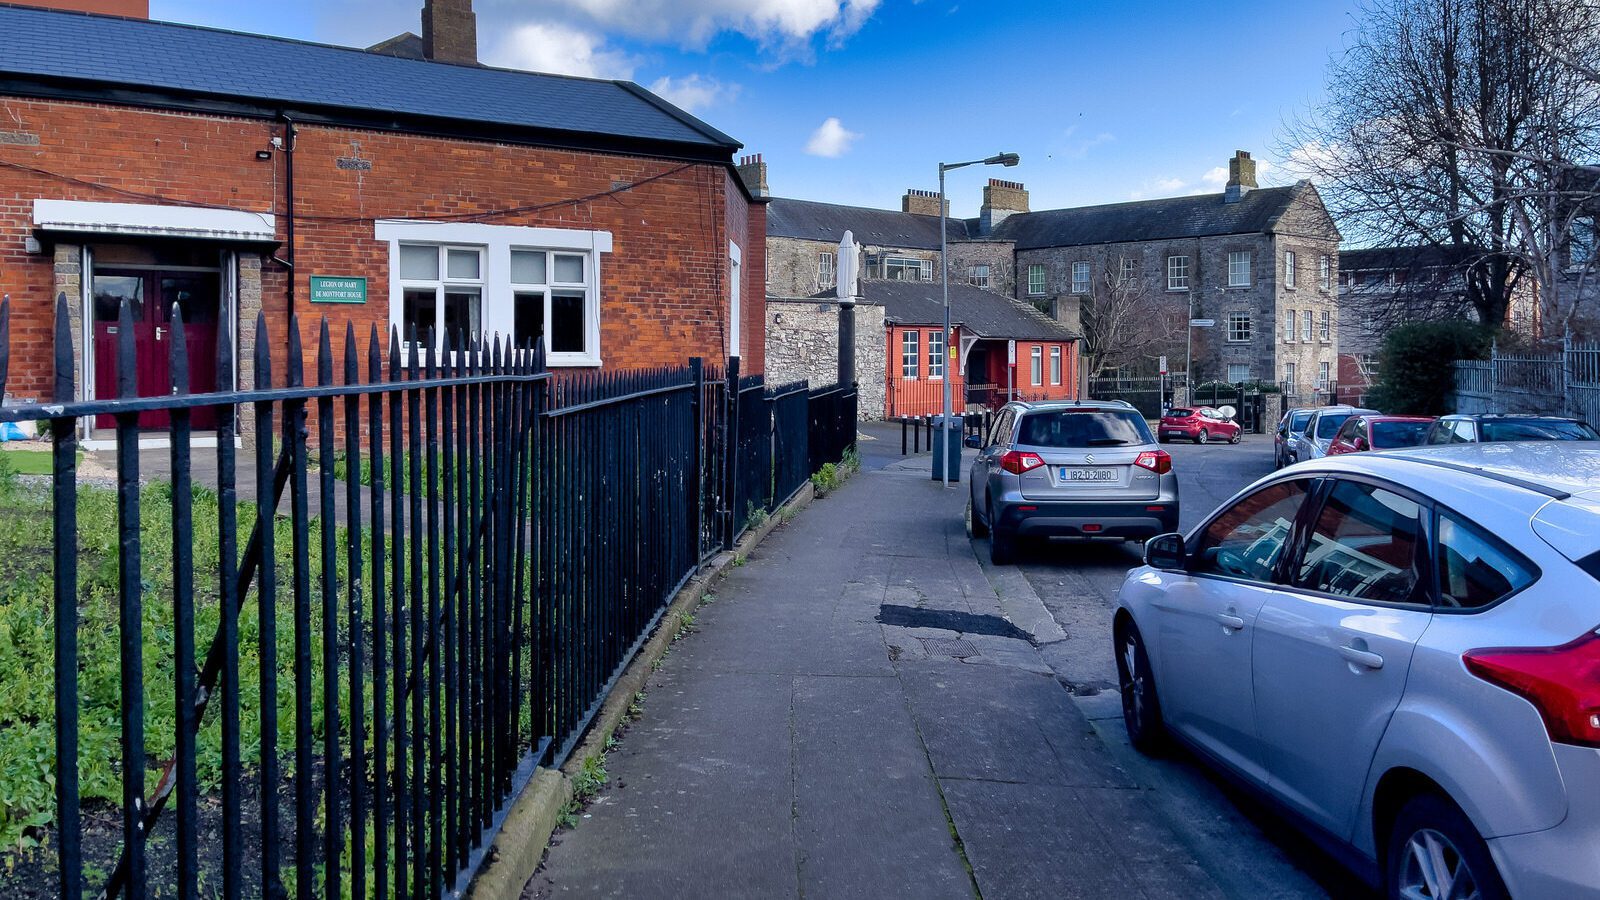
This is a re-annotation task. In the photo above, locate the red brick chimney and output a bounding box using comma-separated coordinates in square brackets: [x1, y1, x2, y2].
[7, 0, 148, 15]
[423, 0, 477, 65]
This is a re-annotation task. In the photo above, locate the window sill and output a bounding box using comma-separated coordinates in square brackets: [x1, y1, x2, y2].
[547, 353, 602, 368]
[1165, 287, 1190, 293]
[1225, 339, 1251, 344]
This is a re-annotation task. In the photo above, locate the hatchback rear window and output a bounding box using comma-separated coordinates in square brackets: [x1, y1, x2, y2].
[1290, 411, 1313, 432]
[1372, 420, 1432, 448]
[1166, 408, 1193, 418]
[1480, 419, 1600, 441]
[1018, 410, 1154, 448]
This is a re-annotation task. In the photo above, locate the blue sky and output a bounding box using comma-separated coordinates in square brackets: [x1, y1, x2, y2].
[149, 0, 1362, 217]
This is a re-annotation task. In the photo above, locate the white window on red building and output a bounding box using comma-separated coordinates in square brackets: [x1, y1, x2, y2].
[1050, 346, 1062, 384]
[902, 330, 920, 378]
[928, 329, 945, 378]
[1030, 345, 1043, 385]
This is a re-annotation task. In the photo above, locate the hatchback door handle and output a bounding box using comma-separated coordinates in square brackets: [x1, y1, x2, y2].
[1338, 645, 1385, 670]
[1216, 613, 1245, 630]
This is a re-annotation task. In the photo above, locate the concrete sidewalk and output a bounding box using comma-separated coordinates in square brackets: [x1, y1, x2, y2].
[524, 454, 1225, 899]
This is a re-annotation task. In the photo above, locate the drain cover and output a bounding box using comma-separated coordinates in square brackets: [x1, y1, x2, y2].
[921, 637, 980, 658]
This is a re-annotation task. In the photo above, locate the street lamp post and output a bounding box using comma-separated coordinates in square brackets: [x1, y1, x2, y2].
[938, 151, 1019, 488]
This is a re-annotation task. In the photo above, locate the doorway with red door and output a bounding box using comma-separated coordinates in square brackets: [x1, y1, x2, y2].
[89, 244, 224, 432]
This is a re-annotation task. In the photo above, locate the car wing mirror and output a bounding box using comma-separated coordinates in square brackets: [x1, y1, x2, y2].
[964, 434, 982, 449]
[1144, 532, 1188, 570]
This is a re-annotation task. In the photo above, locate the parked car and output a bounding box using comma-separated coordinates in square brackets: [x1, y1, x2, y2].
[1114, 443, 1600, 899]
[1423, 413, 1600, 445]
[1158, 406, 1242, 445]
[965, 400, 1178, 565]
[1326, 415, 1435, 455]
[1274, 407, 1316, 469]
[1292, 406, 1379, 462]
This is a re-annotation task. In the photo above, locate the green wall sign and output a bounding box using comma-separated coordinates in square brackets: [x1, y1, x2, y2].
[309, 275, 367, 304]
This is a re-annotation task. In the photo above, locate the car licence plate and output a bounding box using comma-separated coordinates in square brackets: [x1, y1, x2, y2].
[1060, 467, 1116, 482]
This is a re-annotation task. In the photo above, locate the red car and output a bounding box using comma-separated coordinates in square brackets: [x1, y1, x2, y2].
[1325, 414, 1436, 455]
[1158, 406, 1242, 444]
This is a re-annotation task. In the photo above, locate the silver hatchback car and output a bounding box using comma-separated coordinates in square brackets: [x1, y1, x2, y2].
[1115, 443, 1600, 898]
[965, 400, 1179, 565]
[1293, 405, 1380, 462]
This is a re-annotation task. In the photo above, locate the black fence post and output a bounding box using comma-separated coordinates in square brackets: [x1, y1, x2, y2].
[721, 356, 740, 551]
[689, 357, 703, 558]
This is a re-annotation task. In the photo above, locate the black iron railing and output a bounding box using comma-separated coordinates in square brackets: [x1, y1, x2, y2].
[0, 294, 855, 900]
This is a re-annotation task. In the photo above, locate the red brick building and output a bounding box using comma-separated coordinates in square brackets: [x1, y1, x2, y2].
[874, 281, 1081, 418]
[0, 3, 764, 446]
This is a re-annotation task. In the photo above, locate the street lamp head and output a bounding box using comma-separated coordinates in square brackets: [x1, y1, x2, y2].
[986, 152, 1021, 167]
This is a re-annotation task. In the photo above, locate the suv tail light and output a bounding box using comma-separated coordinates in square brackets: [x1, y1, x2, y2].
[1464, 631, 1600, 748]
[999, 450, 1046, 474]
[1133, 450, 1172, 475]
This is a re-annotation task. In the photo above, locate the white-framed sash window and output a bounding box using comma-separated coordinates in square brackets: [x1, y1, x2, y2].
[376, 220, 611, 366]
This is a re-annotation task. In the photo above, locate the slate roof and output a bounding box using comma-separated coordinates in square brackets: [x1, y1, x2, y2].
[0, 5, 739, 157]
[858, 281, 1079, 341]
[992, 185, 1305, 250]
[766, 198, 971, 249]
[1340, 245, 1458, 272]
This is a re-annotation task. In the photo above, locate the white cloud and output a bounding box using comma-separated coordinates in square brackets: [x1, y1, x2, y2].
[485, 21, 638, 79]
[1154, 177, 1186, 191]
[648, 74, 740, 113]
[1201, 166, 1229, 186]
[804, 117, 860, 157]
[532, 0, 883, 50]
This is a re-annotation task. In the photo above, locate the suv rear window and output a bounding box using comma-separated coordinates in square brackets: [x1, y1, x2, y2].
[1018, 410, 1154, 448]
[1480, 419, 1600, 441]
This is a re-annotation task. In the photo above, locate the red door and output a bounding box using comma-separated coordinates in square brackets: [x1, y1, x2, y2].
[93, 270, 220, 429]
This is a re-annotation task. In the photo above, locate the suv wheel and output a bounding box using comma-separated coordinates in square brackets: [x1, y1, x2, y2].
[1115, 622, 1166, 754]
[966, 497, 989, 539]
[988, 500, 1016, 565]
[1386, 794, 1508, 900]
[1196, 428, 1209, 444]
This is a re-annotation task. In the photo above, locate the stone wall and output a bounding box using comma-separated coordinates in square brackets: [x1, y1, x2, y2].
[945, 240, 1016, 297]
[765, 297, 886, 420]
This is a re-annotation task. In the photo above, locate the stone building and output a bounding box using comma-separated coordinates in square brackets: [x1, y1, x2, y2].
[758, 150, 1342, 414]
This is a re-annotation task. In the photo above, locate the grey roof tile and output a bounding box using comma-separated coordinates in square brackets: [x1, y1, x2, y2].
[766, 198, 971, 249]
[993, 186, 1303, 249]
[0, 6, 738, 151]
[838, 281, 1078, 341]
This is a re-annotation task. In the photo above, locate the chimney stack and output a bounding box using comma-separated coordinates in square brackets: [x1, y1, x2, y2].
[902, 189, 948, 217]
[736, 154, 769, 198]
[979, 179, 1028, 234]
[1225, 150, 1257, 203]
[423, 0, 477, 64]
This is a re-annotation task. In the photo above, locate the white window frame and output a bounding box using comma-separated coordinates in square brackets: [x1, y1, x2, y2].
[1049, 345, 1062, 385]
[968, 265, 991, 289]
[1027, 263, 1046, 296]
[1301, 310, 1314, 342]
[1358, 353, 1379, 378]
[1071, 261, 1091, 294]
[1284, 250, 1297, 289]
[1119, 256, 1138, 284]
[1319, 254, 1332, 290]
[1228, 363, 1251, 384]
[1228, 251, 1251, 287]
[1284, 362, 1297, 390]
[396, 243, 485, 353]
[1317, 361, 1331, 388]
[729, 240, 743, 359]
[902, 330, 920, 378]
[818, 250, 836, 289]
[1030, 345, 1043, 385]
[1167, 255, 1190, 291]
[928, 329, 945, 379]
[1319, 310, 1331, 342]
[1572, 216, 1597, 268]
[1284, 310, 1296, 342]
[376, 220, 611, 367]
[1227, 311, 1251, 343]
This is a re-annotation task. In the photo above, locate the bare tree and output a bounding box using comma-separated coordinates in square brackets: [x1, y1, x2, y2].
[1283, 0, 1600, 335]
[1078, 255, 1184, 378]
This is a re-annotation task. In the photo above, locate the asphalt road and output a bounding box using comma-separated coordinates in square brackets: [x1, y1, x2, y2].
[1012, 433, 1378, 900]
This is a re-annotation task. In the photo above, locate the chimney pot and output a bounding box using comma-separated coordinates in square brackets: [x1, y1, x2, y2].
[902, 189, 948, 217]
[736, 153, 769, 198]
[979, 179, 1029, 234]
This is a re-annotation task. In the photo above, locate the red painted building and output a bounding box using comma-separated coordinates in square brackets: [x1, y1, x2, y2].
[872, 281, 1081, 418]
[0, 4, 763, 446]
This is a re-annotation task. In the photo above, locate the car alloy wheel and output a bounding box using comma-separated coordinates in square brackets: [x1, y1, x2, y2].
[1386, 794, 1508, 900]
[1115, 624, 1166, 754]
[1229, 429, 1242, 444]
[1397, 830, 1478, 900]
[1196, 428, 1209, 444]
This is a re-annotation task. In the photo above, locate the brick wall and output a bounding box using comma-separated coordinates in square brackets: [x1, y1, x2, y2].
[0, 95, 758, 403]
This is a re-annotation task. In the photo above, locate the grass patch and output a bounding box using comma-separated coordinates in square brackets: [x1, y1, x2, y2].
[0, 448, 71, 477]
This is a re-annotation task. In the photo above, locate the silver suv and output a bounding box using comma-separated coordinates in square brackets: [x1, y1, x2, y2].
[965, 400, 1179, 564]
